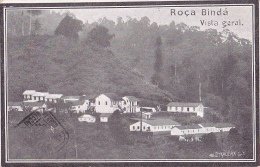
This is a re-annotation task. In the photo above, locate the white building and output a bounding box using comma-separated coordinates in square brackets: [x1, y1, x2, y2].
[45, 94, 63, 103]
[61, 96, 81, 103]
[22, 90, 36, 101]
[198, 123, 218, 133]
[171, 123, 235, 141]
[121, 96, 140, 113]
[70, 99, 90, 113]
[171, 124, 203, 136]
[31, 92, 49, 102]
[95, 93, 123, 113]
[198, 123, 235, 133]
[78, 114, 96, 123]
[214, 123, 235, 132]
[23, 101, 47, 112]
[167, 102, 204, 117]
[8, 102, 23, 111]
[100, 113, 113, 122]
[130, 118, 180, 133]
[141, 107, 157, 113]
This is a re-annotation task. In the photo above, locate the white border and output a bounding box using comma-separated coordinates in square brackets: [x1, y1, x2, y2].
[4, 4, 257, 163]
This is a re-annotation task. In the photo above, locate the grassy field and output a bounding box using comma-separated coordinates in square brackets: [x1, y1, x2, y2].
[7, 111, 247, 160]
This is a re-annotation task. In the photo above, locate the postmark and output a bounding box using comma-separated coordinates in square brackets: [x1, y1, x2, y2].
[15, 111, 70, 158]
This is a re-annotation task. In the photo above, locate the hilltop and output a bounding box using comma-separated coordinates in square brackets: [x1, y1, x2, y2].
[7, 35, 176, 103]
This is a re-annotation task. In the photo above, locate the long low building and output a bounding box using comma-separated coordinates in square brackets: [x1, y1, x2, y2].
[167, 102, 204, 117]
[130, 118, 180, 134]
[8, 102, 23, 111]
[171, 123, 235, 141]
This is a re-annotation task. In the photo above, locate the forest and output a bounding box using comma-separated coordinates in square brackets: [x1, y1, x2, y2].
[7, 10, 253, 138]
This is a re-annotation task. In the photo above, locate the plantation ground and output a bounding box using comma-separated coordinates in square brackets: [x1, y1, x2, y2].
[7, 111, 244, 160]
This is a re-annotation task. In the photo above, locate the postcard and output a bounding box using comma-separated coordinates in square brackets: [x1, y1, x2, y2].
[1, 0, 258, 166]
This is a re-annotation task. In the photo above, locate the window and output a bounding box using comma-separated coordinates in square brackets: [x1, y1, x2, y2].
[187, 108, 189, 111]
[98, 101, 100, 105]
[105, 101, 107, 105]
[78, 106, 80, 108]
[143, 126, 145, 130]
[34, 97, 36, 100]
[137, 126, 139, 129]
[133, 126, 135, 129]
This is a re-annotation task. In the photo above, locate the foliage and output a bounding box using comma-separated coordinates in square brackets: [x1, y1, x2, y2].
[54, 15, 83, 40]
[152, 36, 164, 87]
[86, 25, 114, 47]
[201, 132, 219, 150]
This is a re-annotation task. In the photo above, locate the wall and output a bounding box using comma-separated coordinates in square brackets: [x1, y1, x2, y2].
[130, 122, 177, 132]
[95, 94, 120, 113]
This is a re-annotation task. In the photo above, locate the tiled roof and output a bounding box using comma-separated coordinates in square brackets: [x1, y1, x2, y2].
[79, 114, 95, 118]
[23, 101, 45, 107]
[8, 102, 23, 106]
[199, 123, 216, 128]
[80, 95, 97, 101]
[72, 100, 86, 106]
[142, 118, 180, 126]
[215, 123, 235, 128]
[22, 90, 36, 95]
[61, 96, 81, 100]
[100, 113, 113, 117]
[124, 96, 140, 102]
[167, 102, 202, 107]
[176, 124, 202, 130]
[32, 92, 49, 97]
[46, 94, 63, 99]
[102, 93, 122, 101]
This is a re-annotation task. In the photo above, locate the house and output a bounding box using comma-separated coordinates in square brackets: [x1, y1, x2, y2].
[143, 112, 153, 119]
[171, 123, 235, 141]
[171, 125, 204, 141]
[70, 99, 90, 113]
[130, 118, 180, 134]
[95, 93, 123, 113]
[121, 96, 140, 113]
[61, 96, 81, 103]
[171, 124, 203, 136]
[31, 92, 49, 102]
[215, 123, 235, 132]
[141, 107, 157, 113]
[100, 113, 113, 122]
[78, 114, 96, 123]
[22, 90, 36, 101]
[45, 94, 63, 103]
[167, 102, 204, 117]
[23, 101, 47, 112]
[8, 102, 23, 111]
[198, 123, 218, 133]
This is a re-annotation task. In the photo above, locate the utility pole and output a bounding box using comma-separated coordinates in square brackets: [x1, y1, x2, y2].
[174, 62, 177, 77]
[199, 73, 202, 102]
[140, 107, 142, 133]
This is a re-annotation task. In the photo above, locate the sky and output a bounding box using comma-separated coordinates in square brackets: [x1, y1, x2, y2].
[53, 5, 254, 40]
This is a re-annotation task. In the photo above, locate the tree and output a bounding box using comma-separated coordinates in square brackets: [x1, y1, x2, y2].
[27, 10, 42, 35]
[54, 14, 83, 40]
[152, 36, 164, 87]
[86, 25, 114, 47]
[33, 19, 41, 35]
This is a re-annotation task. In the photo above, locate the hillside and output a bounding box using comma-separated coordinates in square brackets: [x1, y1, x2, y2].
[7, 35, 176, 103]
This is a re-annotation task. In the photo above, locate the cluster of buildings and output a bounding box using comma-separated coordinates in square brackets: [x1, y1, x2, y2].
[8, 89, 235, 140]
[129, 116, 235, 141]
[9, 90, 205, 115]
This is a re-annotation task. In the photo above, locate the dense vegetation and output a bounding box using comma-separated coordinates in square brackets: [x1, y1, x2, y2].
[7, 10, 254, 158]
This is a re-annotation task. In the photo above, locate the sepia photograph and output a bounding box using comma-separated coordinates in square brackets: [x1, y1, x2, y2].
[1, 0, 258, 165]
